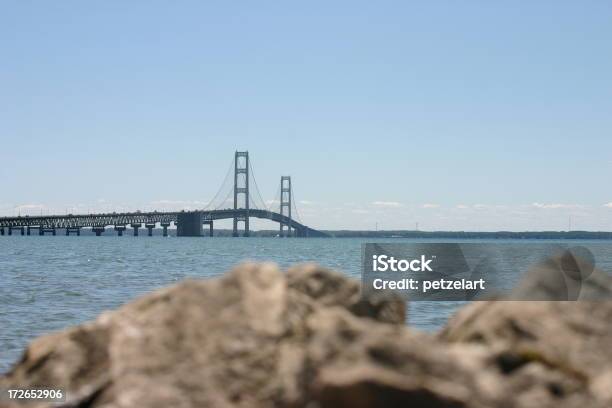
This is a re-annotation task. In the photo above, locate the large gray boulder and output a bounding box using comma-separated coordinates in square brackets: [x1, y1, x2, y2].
[0, 263, 404, 408]
[2, 258, 611, 408]
[440, 248, 612, 407]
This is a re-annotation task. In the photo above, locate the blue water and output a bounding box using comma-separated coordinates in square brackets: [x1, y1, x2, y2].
[1, 236, 610, 373]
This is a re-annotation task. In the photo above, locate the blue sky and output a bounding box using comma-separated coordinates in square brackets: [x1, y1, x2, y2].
[1, 1, 611, 230]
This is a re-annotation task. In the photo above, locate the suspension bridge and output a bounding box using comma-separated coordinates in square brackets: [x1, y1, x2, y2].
[0, 151, 327, 238]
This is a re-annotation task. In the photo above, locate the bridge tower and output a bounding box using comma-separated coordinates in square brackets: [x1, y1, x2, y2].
[279, 176, 292, 237]
[233, 151, 250, 237]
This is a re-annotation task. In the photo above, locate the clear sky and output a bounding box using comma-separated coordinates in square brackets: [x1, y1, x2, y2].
[1, 1, 611, 231]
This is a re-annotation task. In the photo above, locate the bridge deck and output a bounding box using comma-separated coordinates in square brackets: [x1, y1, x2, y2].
[0, 210, 327, 237]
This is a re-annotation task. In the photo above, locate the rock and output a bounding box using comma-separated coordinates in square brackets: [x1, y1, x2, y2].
[285, 263, 406, 325]
[0, 263, 404, 408]
[302, 309, 499, 408]
[303, 306, 610, 408]
[509, 246, 612, 301]
[440, 301, 611, 407]
[2, 258, 611, 408]
[440, 248, 612, 407]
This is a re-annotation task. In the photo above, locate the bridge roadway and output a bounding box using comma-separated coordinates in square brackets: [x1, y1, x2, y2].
[0, 209, 327, 237]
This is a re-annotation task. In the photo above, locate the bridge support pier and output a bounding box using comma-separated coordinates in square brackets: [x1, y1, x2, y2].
[92, 227, 105, 236]
[161, 222, 170, 237]
[145, 224, 155, 236]
[177, 212, 202, 237]
[115, 225, 126, 236]
[9, 227, 25, 235]
[0, 227, 4, 235]
[66, 227, 81, 236]
[203, 220, 213, 237]
[40, 227, 56, 236]
[131, 223, 141, 236]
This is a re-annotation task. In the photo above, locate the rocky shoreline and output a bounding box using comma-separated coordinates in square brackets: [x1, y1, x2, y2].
[2, 251, 612, 407]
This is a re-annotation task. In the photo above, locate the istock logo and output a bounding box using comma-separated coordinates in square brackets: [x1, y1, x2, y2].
[372, 254, 434, 272]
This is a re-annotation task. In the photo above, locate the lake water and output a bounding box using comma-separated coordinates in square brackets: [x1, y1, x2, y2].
[1, 236, 610, 372]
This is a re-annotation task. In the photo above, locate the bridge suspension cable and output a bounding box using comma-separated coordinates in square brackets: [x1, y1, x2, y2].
[269, 181, 281, 213]
[290, 186, 304, 224]
[214, 185, 235, 211]
[247, 157, 268, 211]
[203, 155, 235, 211]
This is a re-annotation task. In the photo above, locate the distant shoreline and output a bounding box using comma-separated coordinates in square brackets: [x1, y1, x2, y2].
[318, 230, 612, 239]
[210, 229, 612, 239]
